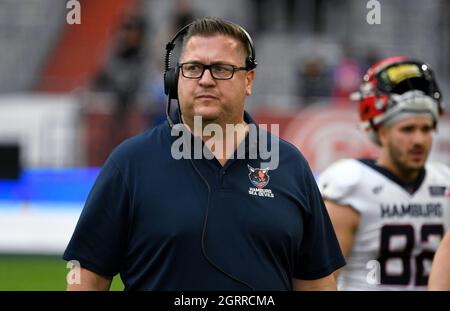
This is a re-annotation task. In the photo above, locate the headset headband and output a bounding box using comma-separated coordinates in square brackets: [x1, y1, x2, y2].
[164, 23, 193, 74]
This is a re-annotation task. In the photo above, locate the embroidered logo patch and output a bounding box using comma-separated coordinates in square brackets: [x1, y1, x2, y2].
[429, 186, 448, 196]
[247, 164, 270, 188]
[247, 164, 274, 198]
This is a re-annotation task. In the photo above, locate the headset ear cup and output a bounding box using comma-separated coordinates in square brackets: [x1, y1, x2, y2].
[163, 69, 172, 96]
[164, 67, 180, 99]
[173, 66, 180, 100]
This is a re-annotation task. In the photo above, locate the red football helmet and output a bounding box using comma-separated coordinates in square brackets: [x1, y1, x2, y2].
[352, 56, 444, 144]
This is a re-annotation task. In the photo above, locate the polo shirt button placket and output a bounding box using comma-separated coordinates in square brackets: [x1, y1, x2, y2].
[219, 169, 226, 187]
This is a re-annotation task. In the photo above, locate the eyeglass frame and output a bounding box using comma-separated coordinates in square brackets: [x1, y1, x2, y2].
[178, 62, 250, 80]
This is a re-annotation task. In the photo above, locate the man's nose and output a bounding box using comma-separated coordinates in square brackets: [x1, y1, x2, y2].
[198, 68, 216, 86]
[412, 129, 428, 145]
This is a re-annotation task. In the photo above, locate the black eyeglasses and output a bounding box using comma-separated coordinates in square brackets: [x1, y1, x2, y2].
[179, 62, 248, 80]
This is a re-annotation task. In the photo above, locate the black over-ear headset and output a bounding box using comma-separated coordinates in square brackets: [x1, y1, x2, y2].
[163, 20, 258, 291]
[163, 20, 257, 102]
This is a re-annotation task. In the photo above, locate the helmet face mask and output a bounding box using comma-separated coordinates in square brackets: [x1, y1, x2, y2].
[354, 56, 444, 145]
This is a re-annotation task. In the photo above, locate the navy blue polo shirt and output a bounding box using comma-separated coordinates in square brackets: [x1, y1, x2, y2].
[63, 111, 345, 290]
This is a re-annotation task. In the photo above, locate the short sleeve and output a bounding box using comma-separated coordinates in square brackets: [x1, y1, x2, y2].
[317, 159, 366, 214]
[294, 163, 346, 280]
[63, 158, 130, 277]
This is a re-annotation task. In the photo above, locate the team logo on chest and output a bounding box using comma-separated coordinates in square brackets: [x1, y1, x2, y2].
[247, 165, 274, 198]
[248, 165, 270, 188]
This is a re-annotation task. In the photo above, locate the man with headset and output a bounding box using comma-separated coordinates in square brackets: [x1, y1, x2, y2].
[64, 17, 345, 290]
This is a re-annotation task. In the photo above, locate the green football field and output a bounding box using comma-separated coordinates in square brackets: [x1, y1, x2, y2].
[0, 255, 124, 291]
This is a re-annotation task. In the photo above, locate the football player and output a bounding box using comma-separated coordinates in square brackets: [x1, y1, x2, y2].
[318, 56, 450, 290]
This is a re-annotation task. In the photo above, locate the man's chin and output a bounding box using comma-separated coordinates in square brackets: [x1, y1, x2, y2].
[409, 155, 428, 169]
[404, 161, 426, 174]
[410, 162, 426, 171]
[193, 108, 221, 123]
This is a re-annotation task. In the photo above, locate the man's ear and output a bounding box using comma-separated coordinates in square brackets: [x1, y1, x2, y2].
[245, 70, 255, 96]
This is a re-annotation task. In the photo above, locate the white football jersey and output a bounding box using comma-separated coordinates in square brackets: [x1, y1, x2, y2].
[318, 159, 450, 291]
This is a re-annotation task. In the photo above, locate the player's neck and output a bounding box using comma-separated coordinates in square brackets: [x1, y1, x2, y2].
[376, 154, 420, 183]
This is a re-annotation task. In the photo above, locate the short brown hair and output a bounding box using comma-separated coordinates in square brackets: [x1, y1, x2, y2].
[181, 17, 253, 65]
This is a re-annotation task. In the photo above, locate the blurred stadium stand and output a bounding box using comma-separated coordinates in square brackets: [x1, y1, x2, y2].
[0, 0, 449, 257]
[0, 0, 65, 92]
[37, 0, 136, 92]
